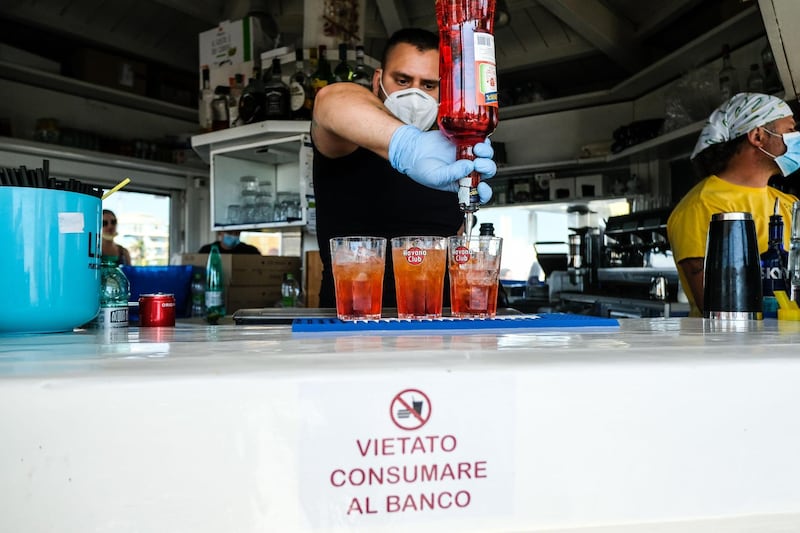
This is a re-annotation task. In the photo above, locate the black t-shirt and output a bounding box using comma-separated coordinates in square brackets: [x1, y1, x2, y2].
[312, 143, 463, 308]
[198, 242, 261, 254]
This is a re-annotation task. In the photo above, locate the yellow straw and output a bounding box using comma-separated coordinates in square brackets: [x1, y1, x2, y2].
[102, 177, 131, 200]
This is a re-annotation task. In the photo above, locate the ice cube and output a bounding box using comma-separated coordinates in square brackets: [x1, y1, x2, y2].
[352, 273, 373, 312]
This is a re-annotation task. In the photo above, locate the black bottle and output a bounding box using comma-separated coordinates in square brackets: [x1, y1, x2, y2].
[264, 58, 291, 120]
[761, 206, 789, 318]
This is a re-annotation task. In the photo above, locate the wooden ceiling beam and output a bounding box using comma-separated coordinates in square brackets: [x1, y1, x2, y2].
[634, 0, 704, 39]
[375, 0, 409, 37]
[537, 0, 643, 73]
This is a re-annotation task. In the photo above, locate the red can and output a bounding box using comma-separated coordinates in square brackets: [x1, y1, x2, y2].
[139, 293, 176, 327]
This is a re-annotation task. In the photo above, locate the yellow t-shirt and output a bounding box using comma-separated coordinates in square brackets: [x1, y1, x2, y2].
[667, 175, 797, 316]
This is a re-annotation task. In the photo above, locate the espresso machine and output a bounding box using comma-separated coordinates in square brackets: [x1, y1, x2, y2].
[598, 207, 681, 301]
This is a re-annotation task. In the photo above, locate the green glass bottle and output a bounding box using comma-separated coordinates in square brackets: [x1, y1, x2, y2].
[311, 45, 335, 97]
[334, 43, 353, 82]
[205, 244, 225, 324]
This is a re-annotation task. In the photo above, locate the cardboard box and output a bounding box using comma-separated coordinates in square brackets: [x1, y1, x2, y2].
[180, 254, 301, 313]
[227, 285, 284, 311]
[199, 17, 267, 91]
[549, 177, 575, 201]
[69, 48, 147, 95]
[575, 174, 608, 199]
[180, 254, 300, 286]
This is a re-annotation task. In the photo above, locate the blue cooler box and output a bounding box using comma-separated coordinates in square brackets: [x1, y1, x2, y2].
[122, 265, 194, 321]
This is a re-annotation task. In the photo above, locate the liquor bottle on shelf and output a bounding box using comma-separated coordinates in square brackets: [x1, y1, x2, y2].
[204, 244, 225, 325]
[436, 0, 499, 214]
[199, 65, 213, 131]
[746, 64, 764, 93]
[761, 43, 783, 94]
[351, 45, 374, 89]
[264, 57, 291, 120]
[96, 257, 130, 328]
[334, 43, 353, 82]
[238, 67, 266, 124]
[289, 48, 313, 120]
[718, 44, 740, 103]
[211, 86, 231, 131]
[761, 199, 788, 318]
[311, 45, 335, 97]
[228, 74, 244, 127]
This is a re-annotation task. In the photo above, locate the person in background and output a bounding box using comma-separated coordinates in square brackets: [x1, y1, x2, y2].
[101, 209, 131, 265]
[667, 92, 798, 316]
[311, 28, 496, 308]
[198, 230, 261, 254]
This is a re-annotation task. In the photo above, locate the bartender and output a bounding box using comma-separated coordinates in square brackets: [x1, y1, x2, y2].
[310, 28, 496, 308]
[667, 92, 798, 316]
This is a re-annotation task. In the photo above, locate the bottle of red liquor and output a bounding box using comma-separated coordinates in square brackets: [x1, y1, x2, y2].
[436, 0, 499, 213]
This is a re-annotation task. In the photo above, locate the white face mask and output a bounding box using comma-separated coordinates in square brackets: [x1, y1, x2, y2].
[379, 75, 438, 131]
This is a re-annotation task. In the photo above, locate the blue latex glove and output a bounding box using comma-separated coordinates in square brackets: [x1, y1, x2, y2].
[388, 125, 496, 203]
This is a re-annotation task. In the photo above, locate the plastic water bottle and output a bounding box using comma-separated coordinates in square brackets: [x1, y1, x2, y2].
[281, 273, 300, 307]
[97, 257, 129, 328]
[205, 244, 225, 324]
[191, 270, 205, 318]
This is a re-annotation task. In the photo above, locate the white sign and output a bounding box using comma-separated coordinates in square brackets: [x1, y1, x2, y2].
[298, 375, 515, 528]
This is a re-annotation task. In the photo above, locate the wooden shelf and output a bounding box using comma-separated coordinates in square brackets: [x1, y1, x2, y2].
[496, 119, 704, 177]
[191, 120, 311, 163]
[499, 6, 763, 119]
[0, 60, 196, 123]
[0, 137, 207, 189]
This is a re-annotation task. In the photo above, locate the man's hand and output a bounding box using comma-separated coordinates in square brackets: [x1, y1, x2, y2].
[388, 125, 496, 203]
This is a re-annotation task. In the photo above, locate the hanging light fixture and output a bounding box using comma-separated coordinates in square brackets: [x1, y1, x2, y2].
[495, 0, 511, 27]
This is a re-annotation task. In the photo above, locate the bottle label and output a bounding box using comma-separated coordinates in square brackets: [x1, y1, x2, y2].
[206, 290, 224, 307]
[98, 305, 129, 328]
[289, 81, 306, 111]
[473, 32, 498, 107]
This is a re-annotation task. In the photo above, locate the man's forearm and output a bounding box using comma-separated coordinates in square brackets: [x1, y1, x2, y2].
[312, 83, 403, 159]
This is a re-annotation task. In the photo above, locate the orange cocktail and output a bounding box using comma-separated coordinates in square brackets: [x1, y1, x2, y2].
[391, 236, 447, 319]
[448, 236, 503, 318]
[330, 237, 386, 320]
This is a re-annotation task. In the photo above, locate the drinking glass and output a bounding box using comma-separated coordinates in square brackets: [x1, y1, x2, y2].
[448, 236, 503, 318]
[330, 237, 386, 320]
[391, 236, 447, 319]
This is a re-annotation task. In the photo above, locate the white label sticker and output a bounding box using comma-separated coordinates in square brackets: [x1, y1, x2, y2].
[473, 33, 496, 64]
[58, 212, 85, 233]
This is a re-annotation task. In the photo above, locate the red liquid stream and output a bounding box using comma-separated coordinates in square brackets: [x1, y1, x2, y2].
[436, 0, 499, 212]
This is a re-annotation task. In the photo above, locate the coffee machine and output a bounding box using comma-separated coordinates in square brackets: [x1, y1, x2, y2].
[598, 207, 680, 300]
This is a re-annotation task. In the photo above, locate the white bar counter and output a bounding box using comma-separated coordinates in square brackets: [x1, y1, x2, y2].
[2, 318, 800, 532]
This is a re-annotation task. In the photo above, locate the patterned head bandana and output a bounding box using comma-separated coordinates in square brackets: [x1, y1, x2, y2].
[690, 92, 793, 159]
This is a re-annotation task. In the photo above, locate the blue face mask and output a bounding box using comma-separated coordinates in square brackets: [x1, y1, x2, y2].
[760, 129, 800, 177]
[221, 234, 240, 248]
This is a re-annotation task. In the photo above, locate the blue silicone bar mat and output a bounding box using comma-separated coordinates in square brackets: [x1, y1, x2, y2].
[291, 313, 618, 334]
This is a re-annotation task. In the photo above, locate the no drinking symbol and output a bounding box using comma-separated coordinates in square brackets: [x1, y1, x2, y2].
[390, 389, 432, 431]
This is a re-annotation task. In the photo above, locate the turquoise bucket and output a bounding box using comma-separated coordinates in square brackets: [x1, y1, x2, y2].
[0, 187, 101, 333]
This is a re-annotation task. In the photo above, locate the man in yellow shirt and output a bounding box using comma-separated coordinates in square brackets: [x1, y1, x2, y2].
[668, 93, 799, 316]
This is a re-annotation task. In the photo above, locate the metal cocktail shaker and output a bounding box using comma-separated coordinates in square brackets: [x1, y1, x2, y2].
[703, 212, 762, 320]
